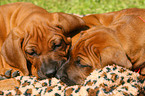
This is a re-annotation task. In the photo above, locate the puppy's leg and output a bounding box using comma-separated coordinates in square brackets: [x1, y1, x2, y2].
[0, 78, 20, 90]
[0, 54, 20, 80]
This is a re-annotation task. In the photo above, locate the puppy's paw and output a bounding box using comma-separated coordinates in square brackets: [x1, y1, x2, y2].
[12, 70, 20, 78]
[0, 69, 20, 80]
[0, 76, 7, 80]
[5, 69, 12, 78]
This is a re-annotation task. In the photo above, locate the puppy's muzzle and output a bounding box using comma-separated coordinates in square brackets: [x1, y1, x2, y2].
[38, 58, 66, 79]
[55, 59, 76, 86]
[38, 60, 58, 79]
[56, 70, 76, 86]
[38, 66, 57, 79]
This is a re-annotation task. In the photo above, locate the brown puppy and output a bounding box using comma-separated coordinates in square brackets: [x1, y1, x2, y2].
[0, 2, 85, 79]
[56, 8, 145, 85]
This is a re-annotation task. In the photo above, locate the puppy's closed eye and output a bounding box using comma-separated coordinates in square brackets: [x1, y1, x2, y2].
[51, 39, 62, 50]
[75, 59, 92, 68]
[25, 47, 38, 56]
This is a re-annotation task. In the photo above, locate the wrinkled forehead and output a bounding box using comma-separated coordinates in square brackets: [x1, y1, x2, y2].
[27, 23, 63, 39]
[71, 30, 99, 58]
[23, 24, 65, 47]
[72, 27, 109, 51]
[71, 38, 86, 59]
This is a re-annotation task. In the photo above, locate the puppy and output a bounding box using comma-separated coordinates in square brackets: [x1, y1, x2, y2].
[56, 8, 145, 85]
[0, 2, 85, 79]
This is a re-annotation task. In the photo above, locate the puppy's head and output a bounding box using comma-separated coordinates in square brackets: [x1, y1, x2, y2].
[1, 12, 85, 79]
[56, 27, 132, 85]
[22, 26, 71, 79]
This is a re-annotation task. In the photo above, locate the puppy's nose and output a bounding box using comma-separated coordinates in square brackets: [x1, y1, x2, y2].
[55, 71, 62, 79]
[55, 73, 61, 79]
[55, 70, 67, 80]
[55, 70, 62, 79]
[55, 70, 63, 79]
[45, 69, 56, 78]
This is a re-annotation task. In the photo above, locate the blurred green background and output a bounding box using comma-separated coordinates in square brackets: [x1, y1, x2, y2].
[0, 0, 145, 15]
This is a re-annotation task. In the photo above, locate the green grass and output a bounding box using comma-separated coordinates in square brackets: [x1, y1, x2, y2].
[0, 0, 145, 15]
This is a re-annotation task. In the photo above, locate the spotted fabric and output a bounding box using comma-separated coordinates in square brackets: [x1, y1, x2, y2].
[0, 65, 144, 96]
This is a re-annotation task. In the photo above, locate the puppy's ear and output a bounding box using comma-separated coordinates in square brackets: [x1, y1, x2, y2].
[1, 28, 29, 75]
[52, 12, 86, 37]
[82, 15, 101, 27]
[82, 13, 114, 27]
[100, 47, 132, 69]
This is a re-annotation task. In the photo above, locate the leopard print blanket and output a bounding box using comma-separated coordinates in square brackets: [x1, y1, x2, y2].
[0, 65, 144, 96]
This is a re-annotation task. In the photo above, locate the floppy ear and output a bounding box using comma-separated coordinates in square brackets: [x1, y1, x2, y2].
[52, 12, 86, 37]
[100, 47, 132, 69]
[82, 14, 102, 27]
[1, 28, 29, 75]
[82, 13, 114, 27]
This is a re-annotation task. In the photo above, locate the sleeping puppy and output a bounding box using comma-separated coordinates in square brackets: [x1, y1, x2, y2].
[0, 2, 85, 79]
[56, 8, 145, 85]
